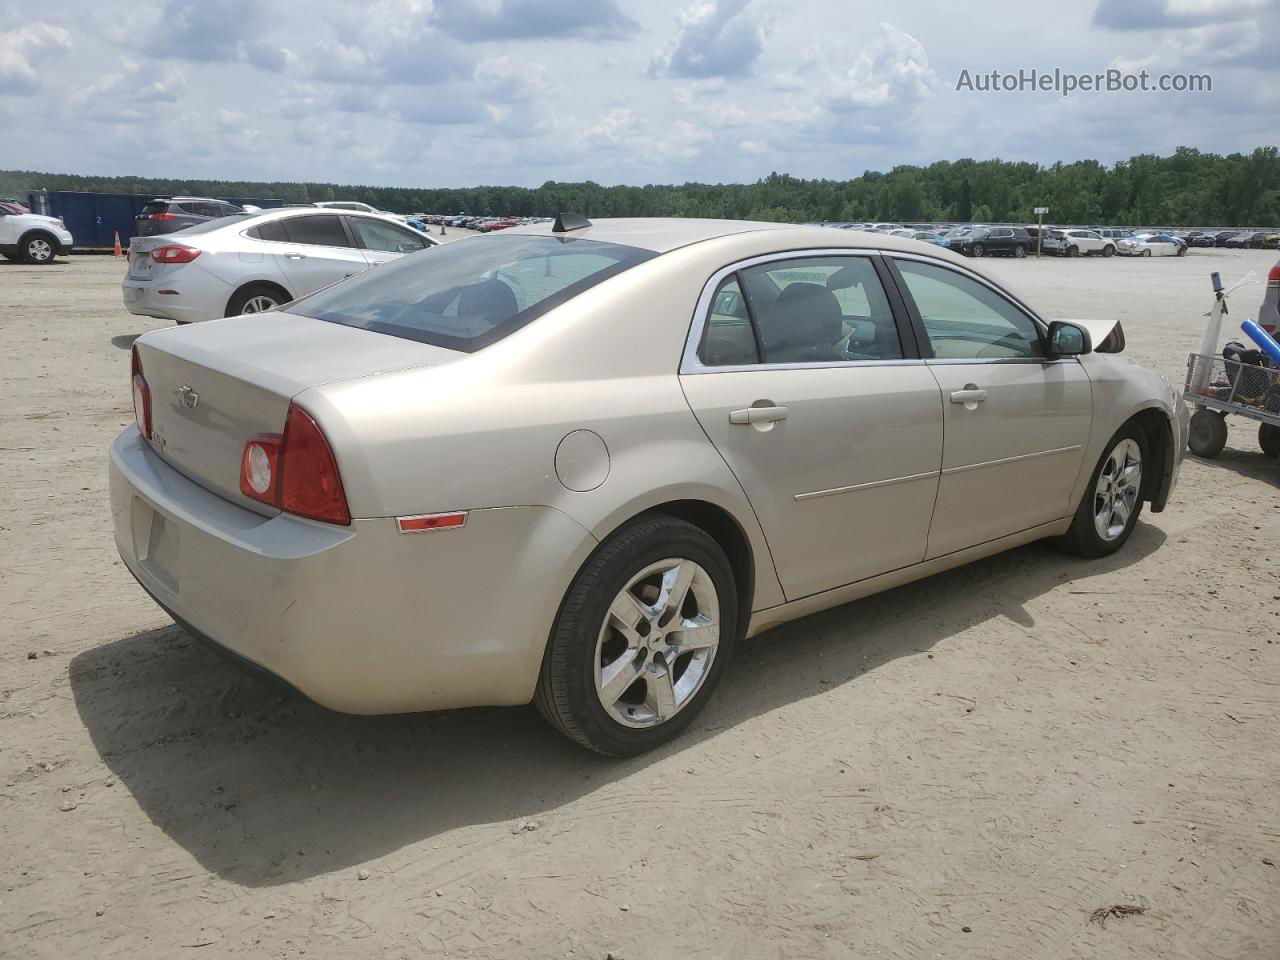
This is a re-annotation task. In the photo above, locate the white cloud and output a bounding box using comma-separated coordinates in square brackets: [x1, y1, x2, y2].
[0, 23, 72, 95]
[824, 23, 938, 111]
[69, 61, 187, 124]
[650, 0, 766, 78]
[1, 0, 1276, 190]
[474, 55, 550, 102]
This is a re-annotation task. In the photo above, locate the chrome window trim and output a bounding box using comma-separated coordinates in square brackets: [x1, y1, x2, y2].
[680, 248, 901, 375]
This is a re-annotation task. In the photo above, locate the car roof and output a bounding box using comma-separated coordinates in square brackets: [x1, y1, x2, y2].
[242, 207, 404, 224]
[501, 217, 791, 253]
[493, 216, 1000, 265]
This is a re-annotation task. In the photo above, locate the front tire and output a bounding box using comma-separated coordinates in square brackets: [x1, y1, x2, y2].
[1141, 248, 1152, 258]
[1013, 244, 1027, 258]
[20, 233, 56, 264]
[535, 515, 738, 756]
[1102, 244, 1115, 257]
[1058, 424, 1147, 557]
[971, 243, 985, 257]
[1188, 409, 1228, 458]
[1066, 245, 1079, 258]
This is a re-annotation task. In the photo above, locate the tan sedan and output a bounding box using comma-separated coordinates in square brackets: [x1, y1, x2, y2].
[110, 217, 1188, 755]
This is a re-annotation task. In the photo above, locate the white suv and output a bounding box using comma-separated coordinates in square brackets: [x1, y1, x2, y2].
[1045, 228, 1116, 257]
[0, 200, 75, 264]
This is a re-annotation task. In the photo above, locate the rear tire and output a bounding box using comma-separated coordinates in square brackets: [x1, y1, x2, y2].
[971, 243, 985, 257]
[20, 232, 57, 264]
[1188, 409, 1228, 458]
[1141, 249, 1152, 258]
[1259, 423, 1280, 458]
[1066, 245, 1079, 258]
[1102, 244, 1115, 257]
[226, 283, 290, 317]
[534, 515, 738, 756]
[1057, 423, 1147, 558]
[1013, 244, 1027, 258]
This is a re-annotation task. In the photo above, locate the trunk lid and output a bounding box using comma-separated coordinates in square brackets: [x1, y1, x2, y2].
[135, 313, 462, 512]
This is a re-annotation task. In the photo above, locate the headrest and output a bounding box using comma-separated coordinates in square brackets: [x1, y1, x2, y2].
[758, 282, 843, 352]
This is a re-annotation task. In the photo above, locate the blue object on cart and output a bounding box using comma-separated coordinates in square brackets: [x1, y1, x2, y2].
[1242, 318, 1280, 366]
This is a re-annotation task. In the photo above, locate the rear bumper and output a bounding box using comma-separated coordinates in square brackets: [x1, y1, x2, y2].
[109, 428, 597, 713]
[121, 276, 224, 323]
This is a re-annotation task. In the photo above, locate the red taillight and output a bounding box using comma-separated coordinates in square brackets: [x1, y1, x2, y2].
[131, 345, 152, 438]
[239, 404, 350, 525]
[151, 244, 201, 264]
[151, 212, 177, 221]
[1268, 264, 1280, 285]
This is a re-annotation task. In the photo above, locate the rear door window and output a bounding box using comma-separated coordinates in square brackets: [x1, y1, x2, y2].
[700, 276, 758, 366]
[700, 256, 902, 365]
[248, 219, 288, 242]
[282, 215, 351, 247]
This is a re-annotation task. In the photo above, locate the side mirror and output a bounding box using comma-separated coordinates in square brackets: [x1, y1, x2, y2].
[1047, 321, 1091, 358]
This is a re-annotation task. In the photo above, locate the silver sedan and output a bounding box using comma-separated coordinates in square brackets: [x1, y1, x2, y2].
[110, 217, 1188, 755]
[122, 207, 438, 324]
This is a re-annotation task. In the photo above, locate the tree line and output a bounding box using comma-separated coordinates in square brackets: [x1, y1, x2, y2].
[3, 145, 1277, 227]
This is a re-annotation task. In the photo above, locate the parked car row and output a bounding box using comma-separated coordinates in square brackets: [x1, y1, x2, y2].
[815, 221, 1280, 259]
[416, 213, 553, 232]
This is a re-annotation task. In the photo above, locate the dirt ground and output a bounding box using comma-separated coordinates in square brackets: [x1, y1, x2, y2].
[2, 245, 1278, 960]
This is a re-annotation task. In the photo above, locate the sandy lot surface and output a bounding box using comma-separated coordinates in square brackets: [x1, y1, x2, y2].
[2, 245, 1278, 960]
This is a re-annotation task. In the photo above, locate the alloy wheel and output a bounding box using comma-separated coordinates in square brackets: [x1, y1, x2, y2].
[594, 558, 720, 728]
[28, 238, 52, 262]
[242, 295, 279, 313]
[1093, 438, 1142, 541]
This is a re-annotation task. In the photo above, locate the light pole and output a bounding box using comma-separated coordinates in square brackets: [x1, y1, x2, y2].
[1034, 206, 1049, 257]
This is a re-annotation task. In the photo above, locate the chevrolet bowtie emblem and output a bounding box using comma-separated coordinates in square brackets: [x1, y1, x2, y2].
[176, 385, 199, 409]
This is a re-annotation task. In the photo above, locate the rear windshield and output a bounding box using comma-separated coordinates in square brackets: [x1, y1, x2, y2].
[142, 202, 171, 214]
[286, 234, 657, 352]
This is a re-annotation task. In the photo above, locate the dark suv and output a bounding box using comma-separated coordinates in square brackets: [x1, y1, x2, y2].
[135, 197, 245, 237]
[947, 226, 1032, 258]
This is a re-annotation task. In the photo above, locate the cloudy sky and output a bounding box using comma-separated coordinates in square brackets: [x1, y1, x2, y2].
[1, 0, 1276, 187]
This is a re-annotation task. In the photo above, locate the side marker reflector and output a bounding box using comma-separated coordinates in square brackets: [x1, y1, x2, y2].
[397, 512, 467, 533]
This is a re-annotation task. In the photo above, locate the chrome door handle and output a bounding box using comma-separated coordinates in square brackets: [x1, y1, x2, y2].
[285, 253, 306, 260]
[950, 388, 988, 404]
[730, 405, 789, 425]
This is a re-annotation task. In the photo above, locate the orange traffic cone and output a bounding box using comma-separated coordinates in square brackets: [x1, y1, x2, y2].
[113, 231, 122, 257]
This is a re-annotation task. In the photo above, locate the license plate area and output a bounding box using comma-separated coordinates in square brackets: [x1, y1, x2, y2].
[132, 497, 179, 595]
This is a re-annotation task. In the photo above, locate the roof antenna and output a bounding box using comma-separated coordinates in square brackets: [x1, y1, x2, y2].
[552, 212, 592, 233]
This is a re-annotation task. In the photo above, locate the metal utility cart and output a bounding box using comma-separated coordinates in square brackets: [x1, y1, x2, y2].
[1184, 271, 1280, 459]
